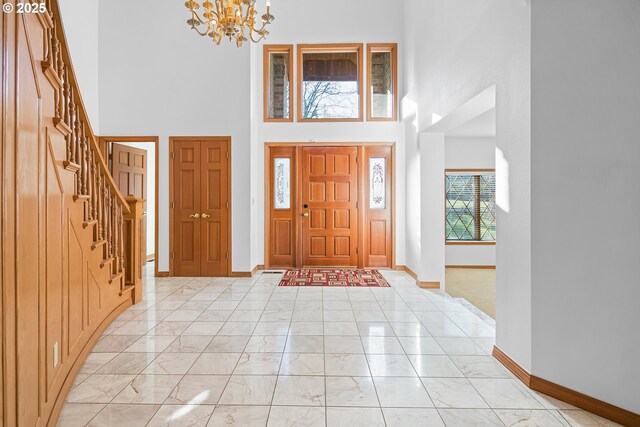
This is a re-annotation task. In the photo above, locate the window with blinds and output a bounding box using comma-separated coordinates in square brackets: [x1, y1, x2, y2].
[445, 171, 496, 241]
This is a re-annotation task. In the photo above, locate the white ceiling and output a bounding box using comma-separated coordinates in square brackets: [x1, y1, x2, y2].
[446, 108, 496, 138]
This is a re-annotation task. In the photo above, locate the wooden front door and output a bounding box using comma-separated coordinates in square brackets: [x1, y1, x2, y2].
[172, 138, 230, 277]
[302, 147, 359, 266]
[112, 143, 148, 261]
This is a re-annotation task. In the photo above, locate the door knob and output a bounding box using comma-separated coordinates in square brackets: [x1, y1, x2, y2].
[302, 212, 309, 217]
[201, 213, 211, 219]
[190, 213, 200, 218]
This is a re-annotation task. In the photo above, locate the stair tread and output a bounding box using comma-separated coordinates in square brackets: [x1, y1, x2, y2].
[91, 239, 107, 250]
[100, 257, 115, 267]
[119, 284, 134, 296]
[83, 219, 98, 229]
[109, 271, 124, 284]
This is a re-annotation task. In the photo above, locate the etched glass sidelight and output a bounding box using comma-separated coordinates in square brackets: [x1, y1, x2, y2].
[369, 157, 386, 209]
[274, 158, 291, 209]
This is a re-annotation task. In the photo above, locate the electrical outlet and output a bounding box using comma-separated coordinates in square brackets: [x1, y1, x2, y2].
[53, 342, 59, 368]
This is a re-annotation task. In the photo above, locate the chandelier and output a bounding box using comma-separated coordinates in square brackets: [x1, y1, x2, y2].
[185, 0, 275, 47]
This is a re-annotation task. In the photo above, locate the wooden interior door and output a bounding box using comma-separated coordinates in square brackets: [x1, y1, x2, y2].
[172, 138, 230, 277]
[112, 143, 148, 263]
[302, 147, 359, 266]
[173, 140, 202, 276]
[200, 140, 230, 276]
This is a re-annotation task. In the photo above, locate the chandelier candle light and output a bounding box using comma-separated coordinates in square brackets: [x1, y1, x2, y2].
[185, 0, 275, 47]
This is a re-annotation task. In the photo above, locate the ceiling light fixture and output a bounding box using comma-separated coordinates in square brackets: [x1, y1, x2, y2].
[184, 0, 275, 47]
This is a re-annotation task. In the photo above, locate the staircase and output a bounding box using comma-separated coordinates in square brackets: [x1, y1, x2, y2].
[42, 1, 133, 296]
[1, 1, 144, 426]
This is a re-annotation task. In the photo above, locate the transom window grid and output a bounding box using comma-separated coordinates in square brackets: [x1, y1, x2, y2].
[445, 172, 496, 241]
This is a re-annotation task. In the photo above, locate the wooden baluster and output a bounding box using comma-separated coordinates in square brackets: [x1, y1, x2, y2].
[119, 205, 125, 274]
[90, 151, 97, 222]
[105, 186, 111, 258]
[51, 30, 59, 76]
[63, 82, 71, 160]
[56, 64, 64, 122]
[43, 25, 50, 69]
[96, 172, 103, 240]
[80, 123, 88, 196]
[87, 145, 94, 220]
[55, 36, 63, 81]
[73, 102, 81, 169]
[113, 203, 121, 274]
[103, 179, 108, 244]
[111, 193, 117, 265]
[108, 188, 114, 259]
[65, 81, 71, 127]
[73, 102, 82, 195]
[68, 91, 76, 165]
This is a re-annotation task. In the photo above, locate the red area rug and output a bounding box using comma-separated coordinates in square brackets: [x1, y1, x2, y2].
[278, 269, 390, 287]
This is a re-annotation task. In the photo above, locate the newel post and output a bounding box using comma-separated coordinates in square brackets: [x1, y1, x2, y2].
[124, 197, 144, 304]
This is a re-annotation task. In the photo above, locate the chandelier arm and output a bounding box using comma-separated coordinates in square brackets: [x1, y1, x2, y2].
[249, 21, 268, 39]
[191, 26, 209, 36]
[248, 31, 266, 43]
[243, 4, 253, 23]
[187, 8, 207, 25]
[238, 22, 246, 43]
[189, 7, 221, 27]
[213, 29, 222, 45]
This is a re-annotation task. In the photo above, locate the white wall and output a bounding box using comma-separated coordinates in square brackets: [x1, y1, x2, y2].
[119, 142, 156, 259]
[98, 0, 404, 273]
[98, 0, 252, 272]
[419, 133, 445, 284]
[58, 0, 100, 131]
[403, 0, 532, 369]
[445, 137, 496, 267]
[251, 0, 406, 267]
[531, 0, 640, 413]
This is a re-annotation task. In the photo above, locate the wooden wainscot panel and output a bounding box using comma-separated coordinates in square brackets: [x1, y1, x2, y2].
[1, 2, 137, 426]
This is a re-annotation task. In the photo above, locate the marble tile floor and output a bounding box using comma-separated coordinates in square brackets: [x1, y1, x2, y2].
[58, 266, 621, 427]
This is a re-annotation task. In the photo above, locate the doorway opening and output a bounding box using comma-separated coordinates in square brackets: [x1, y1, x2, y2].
[265, 143, 395, 270]
[443, 108, 497, 318]
[100, 136, 159, 277]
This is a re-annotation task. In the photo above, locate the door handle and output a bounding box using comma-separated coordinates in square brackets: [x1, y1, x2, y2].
[190, 213, 201, 218]
[201, 213, 211, 219]
[302, 212, 309, 217]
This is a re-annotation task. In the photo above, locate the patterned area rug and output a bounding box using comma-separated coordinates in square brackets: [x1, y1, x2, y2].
[278, 269, 390, 287]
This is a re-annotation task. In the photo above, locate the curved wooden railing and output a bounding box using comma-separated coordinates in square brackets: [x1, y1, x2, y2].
[43, 0, 136, 294]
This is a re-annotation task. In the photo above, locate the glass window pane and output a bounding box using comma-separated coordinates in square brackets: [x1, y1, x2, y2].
[302, 51, 359, 119]
[369, 158, 386, 209]
[445, 172, 496, 241]
[370, 51, 393, 118]
[274, 158, 291, 209]
[479, 174, 496, 240]
[446, 174, 476, 240]
[267, 52, 291, 119]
